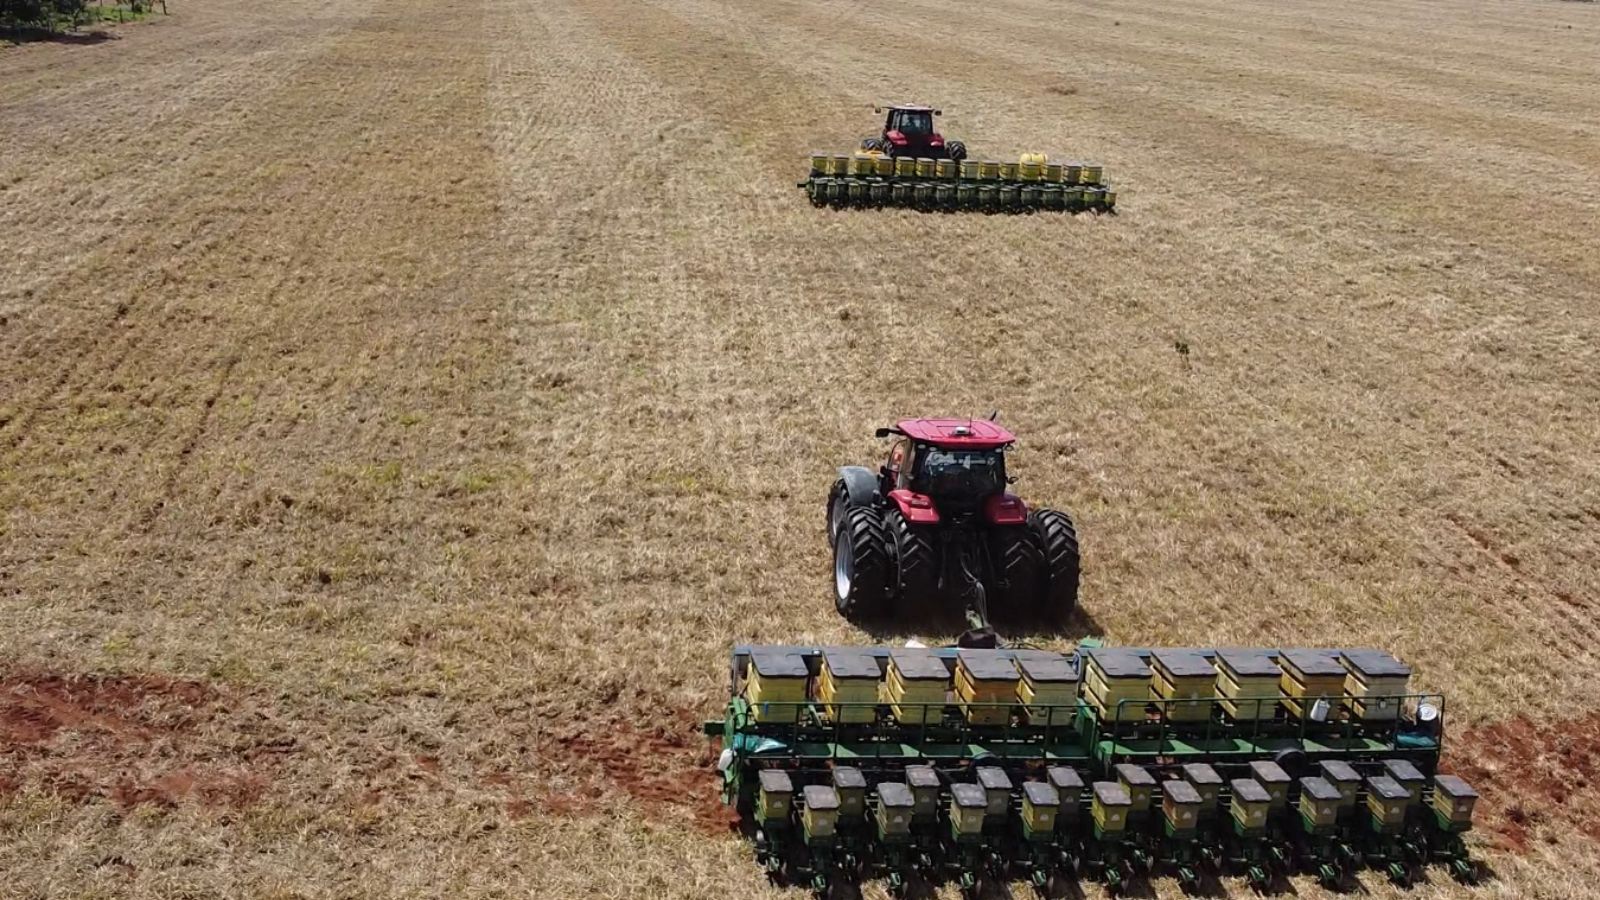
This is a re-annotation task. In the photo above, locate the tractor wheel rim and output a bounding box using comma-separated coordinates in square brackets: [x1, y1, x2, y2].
[834, 539, 853, 608]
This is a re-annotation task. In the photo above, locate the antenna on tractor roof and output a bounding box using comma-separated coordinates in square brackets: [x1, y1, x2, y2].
[986, 410, 999, 422]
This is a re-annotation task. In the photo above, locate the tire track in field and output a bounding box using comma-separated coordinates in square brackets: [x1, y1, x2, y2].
[0, 0, 351, 286]
[0, 0, 375, 459]
[880, 0, 1600, 191]
[3, 0, 509, 556]
[0, 158, 335, 550]
[1077, 0, 1600, 99]
[1131, 0, 1600, 75]
[0, 0, 369, 362]
[1, 9, 400, 534]
[1440, 511, 1600, 653]
[138, 354, 242, 528]
[0, 221, 264, 458]
[130, 2, 510, 538]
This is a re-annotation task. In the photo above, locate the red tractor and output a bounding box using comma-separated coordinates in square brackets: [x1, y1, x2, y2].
[860, 105, 967, 160]
[827, 418, 1079, 637]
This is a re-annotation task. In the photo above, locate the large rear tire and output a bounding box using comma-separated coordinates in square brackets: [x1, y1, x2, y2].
[834, 506, 892, 620]
[987, 526, 1044, 620]
[885, 507, 936, 610]
[1030, 508, 1080, 623]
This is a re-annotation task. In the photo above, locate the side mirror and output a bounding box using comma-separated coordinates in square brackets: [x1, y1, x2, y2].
[934, 109, 943, 116]
[873, 427, 893, 438]
[1006, 476, 1018, 485]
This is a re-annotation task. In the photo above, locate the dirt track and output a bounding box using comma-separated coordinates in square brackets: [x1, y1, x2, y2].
[3, 0, 1600, 895]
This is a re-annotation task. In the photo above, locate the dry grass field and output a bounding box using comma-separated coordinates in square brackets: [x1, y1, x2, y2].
[3, 0, 1600, 895]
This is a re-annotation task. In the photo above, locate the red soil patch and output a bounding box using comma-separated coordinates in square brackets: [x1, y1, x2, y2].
[531, 707, 737, 836]
[1445, 711, 1600, 853]
[0, 672, 282, 810]
[0, 674, 211, 745]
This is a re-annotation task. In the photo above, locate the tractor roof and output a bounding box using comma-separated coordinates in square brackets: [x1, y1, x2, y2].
[894, 418, 1015, 449]
[885, 104, 936, 112]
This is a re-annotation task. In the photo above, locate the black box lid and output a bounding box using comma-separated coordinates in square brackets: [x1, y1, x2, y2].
[1164, 780, 1202, 805]
[877, 782, 914, 807]
[1153, 649, 1215, 680]
[803, 784, 840, 810]
[1367, 775, 1409, 801]
[758, 769, 794, 793]
[1023, 781, 1060, 807]
[1230, 778, 1270, 804]
[751, 649, 809, 679]
[889, 647, 950, 681]
[1087, 649, 1150, 680]
[1215, 649, 1279, 678]
[1093, 782, 1132, 806]
[1343, 649, 1411, 680]
[1115, 763, 1156, 787]
[958, 649, 1020, 682]
[833, 766, 867, 789]
[1014, 650, 1077, 683]
[977, 766, 1014, 791]
[1299, 776, 1341, 802]
[1281, 650, 1344, 678]
[823, 648, 882, 679]
[1048, 766, 1085, 790]
[951, 783, 987, 808]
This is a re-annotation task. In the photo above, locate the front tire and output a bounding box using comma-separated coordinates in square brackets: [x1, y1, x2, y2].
[1030, 508, 1080, 622]
[834, 506, 892, 620]
[946, 140, 967, 161]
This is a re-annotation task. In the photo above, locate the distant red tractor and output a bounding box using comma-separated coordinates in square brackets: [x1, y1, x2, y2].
[827, 418, 1079, 636]
[860, 104, 967, 160]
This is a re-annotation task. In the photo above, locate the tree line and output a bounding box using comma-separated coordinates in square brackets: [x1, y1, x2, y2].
[2, 0, 162, 34]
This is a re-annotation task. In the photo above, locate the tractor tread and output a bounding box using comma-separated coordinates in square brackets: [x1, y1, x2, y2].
[835, 505, 892, 620]
[989, 525, 1044, 619]
[885, 507, 935, 607]
[826, 478, 848, 547]
[1029, 508, 1080, 622]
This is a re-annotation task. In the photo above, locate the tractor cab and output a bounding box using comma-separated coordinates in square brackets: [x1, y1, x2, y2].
[874, 104, 964, 159]
[887, 106, 935, 137]
[877, 419, 1015, 515]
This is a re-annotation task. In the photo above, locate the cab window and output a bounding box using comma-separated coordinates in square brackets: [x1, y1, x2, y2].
[894, 110, 933, 135]
[885, 438, 913, 489]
